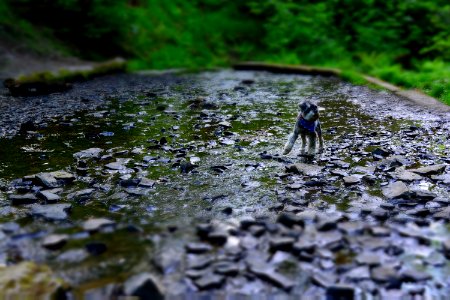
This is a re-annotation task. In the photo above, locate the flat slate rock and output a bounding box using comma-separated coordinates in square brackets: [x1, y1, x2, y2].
[37, 190, 61, 203]
[214, 262, 239, 275]
[9, 193, 38, 205]
[337, 221, 364, 234]
[206, 230, 228, 245]
[30, 203, 71, 221]
[186, 254, 213, 270]
[434, 206, 450, 220]
[286, 163, 324, 177]
[248, 263, 294, 290]
[194, 273, 224, 290]
[382, 181, 409, 199]
[356, 252, 382, 266]
[330, 169, 349, 177]
[105, 162, 126, 170]
[50, 170, 75, 181]
[410, 189, 437, 201]
[57, 249, 89, 264]
[442, 239, 450, 256]
[277, 212, 304, 227]
[344, 265, 370, 281]
[83, 218, 116, 232]
[316, 231, 343, 248]
[409, 164, 446, 175]
[269, 237, 296, 251]
[431, 173, 450, 184]
[138, 178, 156, 188]
[36, 173, 59, 188]
[185, 242, 212, 254]
[67, 188, 94, 200]
[343, 175, 360, 185]
[401, 268, 431, 282]
[312, 271, 337, 287]
[393, 170, 422, 182]
[73, 148, 103, 160]
[42, 234, 69, 250]
[371, 266, 400, 283]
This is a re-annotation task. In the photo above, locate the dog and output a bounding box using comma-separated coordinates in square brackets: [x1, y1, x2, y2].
[283, 101, 324, 156]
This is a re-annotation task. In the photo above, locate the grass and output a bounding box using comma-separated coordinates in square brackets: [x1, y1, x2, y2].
[370, 60, 450, 104]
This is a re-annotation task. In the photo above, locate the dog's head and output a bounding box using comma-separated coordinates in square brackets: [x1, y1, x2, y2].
[299, 101, 319, 121]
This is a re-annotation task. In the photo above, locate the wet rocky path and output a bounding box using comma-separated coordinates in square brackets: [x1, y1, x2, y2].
[0, 70, 450, 299]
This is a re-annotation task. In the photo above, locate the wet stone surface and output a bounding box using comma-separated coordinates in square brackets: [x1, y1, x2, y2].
[0, 70, 450, 298]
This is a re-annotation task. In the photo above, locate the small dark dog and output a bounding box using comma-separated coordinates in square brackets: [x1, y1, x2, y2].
[283, 101, 324, 156]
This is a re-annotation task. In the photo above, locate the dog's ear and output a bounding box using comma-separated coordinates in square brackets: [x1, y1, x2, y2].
[299, 102, 308, 112]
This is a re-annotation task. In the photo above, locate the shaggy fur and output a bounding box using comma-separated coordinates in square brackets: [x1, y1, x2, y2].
[283, 101, 324, 156]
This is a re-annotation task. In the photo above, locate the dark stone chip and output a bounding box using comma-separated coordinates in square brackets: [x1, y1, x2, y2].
[85, 241, 107, 256]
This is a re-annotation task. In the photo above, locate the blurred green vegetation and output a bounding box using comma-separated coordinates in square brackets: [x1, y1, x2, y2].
[1, 0, 449, 103]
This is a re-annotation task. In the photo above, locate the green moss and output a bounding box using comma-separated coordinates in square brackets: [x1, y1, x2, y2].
[14, 58, 127, 85]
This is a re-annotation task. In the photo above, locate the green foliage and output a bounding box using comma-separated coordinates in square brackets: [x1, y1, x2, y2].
[248, 1, 348, 65]
[339, 71, 368, 86]
[1, 0, 449, 103]
[2, 0, 261, 66]
[371, 60, 450, 103]
[248, 0, 450, 104]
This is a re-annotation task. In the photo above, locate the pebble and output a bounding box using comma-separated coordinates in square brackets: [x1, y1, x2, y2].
[83, 218, 116, 232]
[42, 234, 69, 250]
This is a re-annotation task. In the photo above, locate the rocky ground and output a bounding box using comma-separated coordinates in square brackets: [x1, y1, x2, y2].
[0, 40, 93, 82]
[0, 70, 449, 299]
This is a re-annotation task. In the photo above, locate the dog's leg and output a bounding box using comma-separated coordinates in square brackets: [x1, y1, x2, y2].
[317, 122, 324, 153]
[283, 121, 300, 155]
[308, 134, 316, 156]
[300, 133, 307, 155]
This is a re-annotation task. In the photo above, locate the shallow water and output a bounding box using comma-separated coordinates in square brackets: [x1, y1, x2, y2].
[0, 70, 449, 297]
